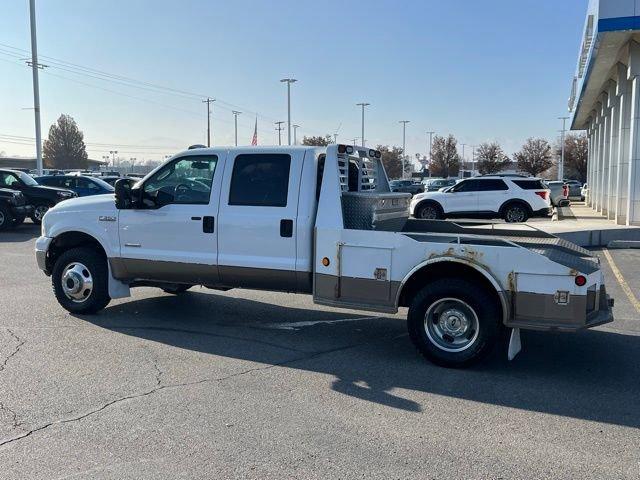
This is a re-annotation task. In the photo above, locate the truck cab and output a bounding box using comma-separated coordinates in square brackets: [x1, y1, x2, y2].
[35, 144, 613, 367]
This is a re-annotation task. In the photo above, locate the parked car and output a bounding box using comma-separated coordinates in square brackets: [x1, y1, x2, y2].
[563, 179, 583, 199]
[100, 176, 124, 186]
[411, 176, 552, 222]
[389, 179, 424, 195]
[35, 144, 612, 368]
[545, 181, 570, 207]
[34, 175, 114, 197]
[0, 169, 76, 224]
[0, 188, 32, 230]
[425, 178, 457, 192]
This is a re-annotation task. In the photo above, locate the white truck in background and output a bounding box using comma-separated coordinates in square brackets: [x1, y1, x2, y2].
[35, 144, 613, 367]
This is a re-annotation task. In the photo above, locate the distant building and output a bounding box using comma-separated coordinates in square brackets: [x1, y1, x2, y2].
[0, 156, 106, 170]
[569, 0, 640, 225]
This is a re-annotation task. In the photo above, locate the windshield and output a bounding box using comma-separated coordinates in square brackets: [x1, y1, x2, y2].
[91, 177, 115, 191]
[16, 171, 38, 186]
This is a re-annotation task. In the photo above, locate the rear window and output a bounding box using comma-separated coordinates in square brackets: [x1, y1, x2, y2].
[228, 154, 291, 207]
[513, 180, 545, 190]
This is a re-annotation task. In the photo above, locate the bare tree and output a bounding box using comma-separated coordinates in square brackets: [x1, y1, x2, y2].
[476, 142, 510, 175]
[514, 138, 553, 177]
[561, 133, 588, 183]
[430, 134, 460, 177]
[376, 145, 404, 179]
[43, 114, 88, 169]
[301, 135, 332, 146]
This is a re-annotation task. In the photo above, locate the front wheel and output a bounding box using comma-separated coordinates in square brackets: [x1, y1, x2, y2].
[30, 204, 50, 225]
[415, 202, 443, 220]
[502, 203, 529, 223]
[52, 247, 111, 314]
[0, 205, 14, 231]
[407, 279, 502, 368]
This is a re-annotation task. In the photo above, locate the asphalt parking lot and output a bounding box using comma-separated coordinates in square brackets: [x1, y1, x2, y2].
[1, 223, 639, 479]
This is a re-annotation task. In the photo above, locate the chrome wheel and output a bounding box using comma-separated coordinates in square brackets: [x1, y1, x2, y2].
[424, 298, 479, 352]
[505, 205, 526, 223]
[419, 205, 438, 219]
[33, 205, 49, 222]
[61, 262, 94, 303]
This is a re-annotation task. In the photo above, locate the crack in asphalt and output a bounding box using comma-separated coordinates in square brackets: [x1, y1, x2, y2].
[0, 329, 25, 432]
[0, 329, 25, 373]
[0, 334, 406, 449]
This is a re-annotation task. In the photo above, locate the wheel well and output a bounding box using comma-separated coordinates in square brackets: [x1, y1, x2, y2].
[47, 231, 107, 272]
[398, 261, 503, 315]
[499, 199, 531, 215]
[415, 199, 443, 214]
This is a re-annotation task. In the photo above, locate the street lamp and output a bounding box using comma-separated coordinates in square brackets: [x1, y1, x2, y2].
[426, 131, 435, 176]
[356, 102, 370, 147]
[558, 116, 569, 180]
[109, 150, 118, 166]
[232, 110, 241, 146]
[280, 78, 297, 145]
[399, 121, 410, 178]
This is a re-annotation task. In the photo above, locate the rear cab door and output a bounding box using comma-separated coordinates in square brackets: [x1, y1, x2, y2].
[443, 179, 480, 214]
[216, 149, 305, 291]
[476, 178, 510, 212]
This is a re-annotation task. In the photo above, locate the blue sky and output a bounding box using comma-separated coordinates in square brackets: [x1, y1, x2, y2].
[1, 0, 587, 164]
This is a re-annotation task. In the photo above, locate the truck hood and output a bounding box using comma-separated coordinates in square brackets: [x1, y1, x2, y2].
[47, 193, 116, 214]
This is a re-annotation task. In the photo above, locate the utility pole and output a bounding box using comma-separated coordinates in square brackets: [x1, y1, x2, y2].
[28, 0, 43, 176]
[202, 97, 215, 147]
[399, 121, 410, 178]
[293, 124, 300, 145]
[130, 157, 136, 173]
[472, 145, 476, 176]
[275, 121, 285, 146]
[232, 110, 241, 146]
[356, 102, 370, 147]
[558, 116, 569, 180]
[109, 150, 118, 167]
[280, 78, 297, 145]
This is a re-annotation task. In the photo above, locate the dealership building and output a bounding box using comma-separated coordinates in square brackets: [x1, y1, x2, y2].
[570, 0, 640, 225]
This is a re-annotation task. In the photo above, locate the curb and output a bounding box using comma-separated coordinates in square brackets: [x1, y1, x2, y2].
[607, 240, 640, 249]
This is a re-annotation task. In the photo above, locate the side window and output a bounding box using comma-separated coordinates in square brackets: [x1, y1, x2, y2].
[76, 178, 100, 190]
[453, 180, 480, 192]
[478, 179, 508, 191]
[0, 173, 19, 188]
[228, 154, 291, 207]
[143, 155, 218, 206]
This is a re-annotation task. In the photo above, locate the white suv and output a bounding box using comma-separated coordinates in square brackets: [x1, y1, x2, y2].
[410, 177, 552, 223]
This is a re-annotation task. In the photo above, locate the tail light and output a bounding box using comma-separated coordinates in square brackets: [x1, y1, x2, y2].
[534, 191, 548, 200]
[575, 275, 587, 287]
[562, 185, 569, 197]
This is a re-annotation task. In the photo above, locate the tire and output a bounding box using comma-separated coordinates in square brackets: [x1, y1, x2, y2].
[12, 214, 25, 227]
[502, 203, 529, 223]
[407, 278, 502, 368]
[30, 204, 50, 225]
[0, 205, 14, 231]
[52, 247, 111, 314]
[415, 202, 443, 220]
[162, 284, 192, 294]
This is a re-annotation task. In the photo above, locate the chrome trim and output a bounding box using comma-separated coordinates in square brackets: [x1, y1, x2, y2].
[124, 243, 141, 248]
[99, 215, 116, 222]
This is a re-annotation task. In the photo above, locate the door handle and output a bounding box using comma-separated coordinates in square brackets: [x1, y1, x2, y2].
[280, 219, 293, 237]
[203, 216, 215, 233]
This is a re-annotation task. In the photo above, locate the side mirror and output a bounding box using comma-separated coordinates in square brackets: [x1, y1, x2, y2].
[114, 178, 132, 209]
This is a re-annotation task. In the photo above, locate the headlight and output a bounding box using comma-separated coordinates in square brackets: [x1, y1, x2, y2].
[9, 195, 20, 205]
[57, 191, 74, 199]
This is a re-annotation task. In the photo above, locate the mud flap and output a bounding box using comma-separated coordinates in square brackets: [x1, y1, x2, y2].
[507, 328, 521, 361]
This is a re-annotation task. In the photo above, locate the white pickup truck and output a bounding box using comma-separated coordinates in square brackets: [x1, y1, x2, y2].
[35, 144, 613, 367]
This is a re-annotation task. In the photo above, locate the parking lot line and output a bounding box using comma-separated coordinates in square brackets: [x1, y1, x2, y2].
[602, 248, 640, 315]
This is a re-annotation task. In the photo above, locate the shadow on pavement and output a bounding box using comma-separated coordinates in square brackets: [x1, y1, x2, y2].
[0, 223, 40, 243]
[80, 290, 640, 427]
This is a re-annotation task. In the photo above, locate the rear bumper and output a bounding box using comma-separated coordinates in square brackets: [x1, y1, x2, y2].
[506, 285, 614, 332]
[11, 205, 33, 216]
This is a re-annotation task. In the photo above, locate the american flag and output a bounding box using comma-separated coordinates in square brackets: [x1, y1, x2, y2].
[251, 117, 258, 145]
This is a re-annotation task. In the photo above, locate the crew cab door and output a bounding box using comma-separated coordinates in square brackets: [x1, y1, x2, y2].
[117, 152, 223, 284]
[216, 150, 304, 291]
[476, 178, 510, 212]
[443, 179, 480, 214]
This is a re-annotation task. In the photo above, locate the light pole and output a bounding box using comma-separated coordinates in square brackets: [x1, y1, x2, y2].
[232, 110, 241, 146]
[28, 0, 43, 176]
[280, 78, 297, 145]
[275, 121, 285, 146]
[333, 133, 338, 144]
[130, 157, 136, 172]
[558, 116, 569, 180]
[399, 121, 410, 178]
[109, 150, 118, 167]
[426, 131, 435, 176]
[293, 124, 300, 145]
[356, 102, 370, 147]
